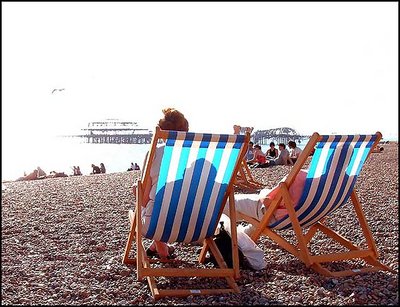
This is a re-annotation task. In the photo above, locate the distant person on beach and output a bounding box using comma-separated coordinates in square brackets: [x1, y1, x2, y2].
[16, 169, 39, 181]
[265, 142, 279, 160]
[127, 162, 135, 171]
[288, 140, 302, 164]
[47, 171, 68, 178]
[133, 107, 189, 259]
[266, 143, 291, 166]
[100, 163, 106, 174]
[91, 164, 101, 174]
[37, 166, 47, 179]
[72, 166, 82, 176]
[250, 144, 268, 168]
[127, 162, 140, 171]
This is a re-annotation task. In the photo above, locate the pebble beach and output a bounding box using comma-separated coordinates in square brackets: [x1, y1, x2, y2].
[1, 143, 398, 306]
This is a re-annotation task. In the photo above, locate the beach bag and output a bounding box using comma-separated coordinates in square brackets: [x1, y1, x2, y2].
[208, 221, 246, 269]
[208, 214, 267, 270]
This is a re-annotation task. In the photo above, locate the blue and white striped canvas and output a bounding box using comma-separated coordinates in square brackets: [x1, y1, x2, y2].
[144, 131, 246, 243]
[270, 134, 378, 230]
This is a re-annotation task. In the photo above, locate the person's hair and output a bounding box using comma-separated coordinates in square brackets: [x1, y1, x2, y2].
[249, 141, 254, 145]
[158, 108, 189, 131]
[278, 143, 285, 148]
[288, 140, 296, 148]
[269, 142, 275, 147]
[254, 144, 262, 149]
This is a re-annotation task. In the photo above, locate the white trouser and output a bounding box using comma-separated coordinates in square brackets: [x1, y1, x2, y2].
[223, 190, 277, 225]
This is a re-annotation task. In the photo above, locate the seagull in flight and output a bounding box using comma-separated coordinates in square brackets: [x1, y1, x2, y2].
[52, 88, 65, 94]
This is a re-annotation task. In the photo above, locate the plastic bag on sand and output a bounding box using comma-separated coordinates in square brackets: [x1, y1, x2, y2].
[219, 214, 266, 270]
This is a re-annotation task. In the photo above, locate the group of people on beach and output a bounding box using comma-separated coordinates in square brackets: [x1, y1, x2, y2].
[127, 162, 140, 171]
[245, 139, 302, 168]
[15, 160, 144, 181]
[91, 163, 106, 175]
[16, 166, 69, 181]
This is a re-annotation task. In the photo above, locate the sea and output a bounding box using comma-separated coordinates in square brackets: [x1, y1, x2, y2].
[2, 134, 397, 182]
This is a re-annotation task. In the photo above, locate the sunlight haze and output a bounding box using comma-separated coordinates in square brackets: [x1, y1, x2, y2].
[2, 2, 398, 144]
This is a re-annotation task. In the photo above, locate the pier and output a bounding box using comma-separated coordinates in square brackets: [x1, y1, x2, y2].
[68, 119, 153, 144]
[252, 127, 309, 145]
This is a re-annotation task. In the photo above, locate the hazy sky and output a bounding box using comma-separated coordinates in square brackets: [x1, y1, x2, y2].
[2, 2, 399, 142]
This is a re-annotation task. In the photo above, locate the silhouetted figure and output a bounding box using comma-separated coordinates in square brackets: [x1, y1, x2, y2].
[100, 163, 106, 174]
[91, 164, 101, 174]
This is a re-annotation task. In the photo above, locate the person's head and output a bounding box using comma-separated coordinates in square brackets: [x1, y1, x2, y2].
[278, 143, 285, 150]
[100, 163, 104, 167]
[249, 141, 254, 148]
[158, 107, 189, 131]
[288, 140, 296, 149]
[254, 144, 262, 150]
[91, 164, 95, 168]
[269, 142, 275, 148]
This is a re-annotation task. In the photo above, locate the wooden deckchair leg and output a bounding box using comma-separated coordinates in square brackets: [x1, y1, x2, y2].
[281, 183, 313, 266]
[350, 190, 379, 257]
[228, 190, 240, 279]
[122, 209, 137, 265]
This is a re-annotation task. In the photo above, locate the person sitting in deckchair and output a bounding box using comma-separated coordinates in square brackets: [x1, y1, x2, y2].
[224, 125, 308, 233]
[133, 107, 189, 259]
[223, 169, 307, 235]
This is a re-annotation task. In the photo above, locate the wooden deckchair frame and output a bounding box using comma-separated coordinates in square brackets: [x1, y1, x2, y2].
[237, 132, 396, 277]
[233, 126, 265, 191]
[234, 160, 266, 191]
[122, 127, 249, 299]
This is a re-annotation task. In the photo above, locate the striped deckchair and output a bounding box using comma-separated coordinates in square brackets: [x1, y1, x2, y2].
[122, 127, 249, 299]
[237, 132, 396, 277]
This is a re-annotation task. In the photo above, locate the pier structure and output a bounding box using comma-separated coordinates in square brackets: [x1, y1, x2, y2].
[252, 127, 309, 145]
[78, 119, 153, 144]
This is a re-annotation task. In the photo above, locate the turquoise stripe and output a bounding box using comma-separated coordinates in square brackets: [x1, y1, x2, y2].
[145, 140, 174, 239]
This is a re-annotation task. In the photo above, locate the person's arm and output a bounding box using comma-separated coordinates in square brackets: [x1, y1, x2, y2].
[133, 151, 152, 207]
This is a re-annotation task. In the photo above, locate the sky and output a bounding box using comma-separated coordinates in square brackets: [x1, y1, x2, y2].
[2, 2, 399, 144]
